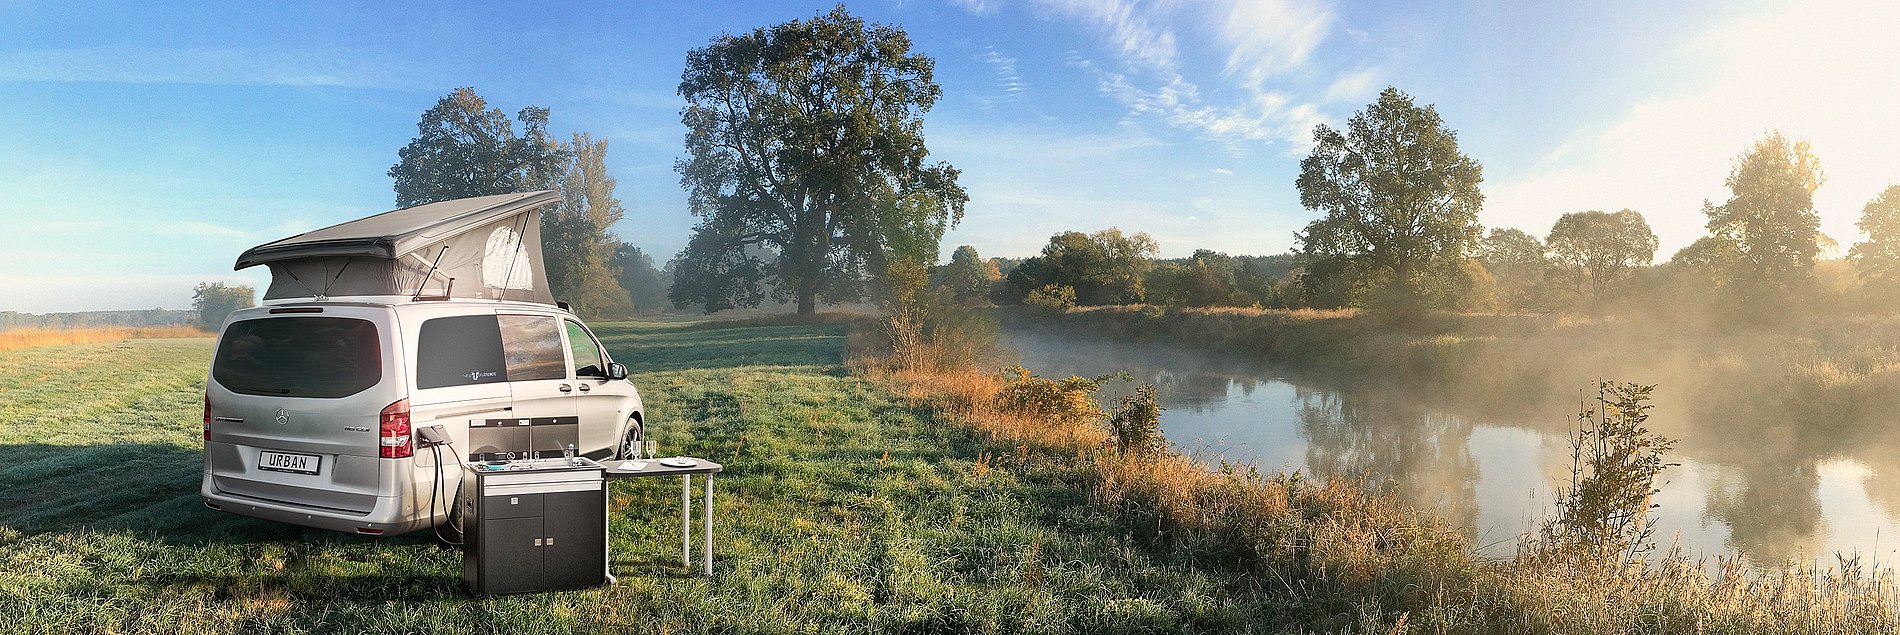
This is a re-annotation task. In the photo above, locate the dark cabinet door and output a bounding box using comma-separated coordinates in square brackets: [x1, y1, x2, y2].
[481, 516, 545, 595]
[541, 490, 606, 589]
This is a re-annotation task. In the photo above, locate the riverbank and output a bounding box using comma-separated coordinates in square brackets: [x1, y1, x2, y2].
[857, 311, 1900, 632]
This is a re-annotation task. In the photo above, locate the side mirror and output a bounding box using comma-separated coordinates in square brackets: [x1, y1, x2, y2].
[606, 362, 628, 380]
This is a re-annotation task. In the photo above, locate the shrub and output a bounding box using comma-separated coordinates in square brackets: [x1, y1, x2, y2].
[993, 365, 1104, 428]
[1024, 284, 1076, 315]
[1539, 381, 1676, 561]
[1107, 383, 1165, 457]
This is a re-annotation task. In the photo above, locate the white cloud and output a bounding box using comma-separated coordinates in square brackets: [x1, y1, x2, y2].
[976, 47, 1028, 107]
[949, 0, 1003, 16]
[1483, 0, 1900, 256]
[1024, 0, 1347, 151]
[1216, 0, 1333, 89]
[1322, 66, 1380, 103]
[1212, 167, 1234, 175]
[0, 47, 413, 88]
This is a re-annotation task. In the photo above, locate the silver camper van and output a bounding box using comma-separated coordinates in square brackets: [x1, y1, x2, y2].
[200, 192, 645, 536]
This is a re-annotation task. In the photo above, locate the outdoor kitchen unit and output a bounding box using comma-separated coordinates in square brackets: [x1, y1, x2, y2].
[462, 458, 608, 596]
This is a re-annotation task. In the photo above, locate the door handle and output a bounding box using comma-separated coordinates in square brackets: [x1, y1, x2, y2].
[558, 384, 572, 393]
[578, 384, 590, 392]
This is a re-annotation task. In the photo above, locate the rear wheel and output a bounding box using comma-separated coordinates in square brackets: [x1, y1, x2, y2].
[616, 416, 645, 460]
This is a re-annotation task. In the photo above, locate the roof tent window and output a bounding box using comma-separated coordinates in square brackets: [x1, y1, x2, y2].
[483, 225, 534, 290]
[416, 315, 506, 389]
[499, 315, 566, 381]
[214, 317, 381, 398]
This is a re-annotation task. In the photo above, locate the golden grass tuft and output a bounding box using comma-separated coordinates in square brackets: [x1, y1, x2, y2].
[0, 325, 206, 352]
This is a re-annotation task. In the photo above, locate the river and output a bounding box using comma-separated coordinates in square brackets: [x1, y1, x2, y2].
[1006, 326, 1900, 566]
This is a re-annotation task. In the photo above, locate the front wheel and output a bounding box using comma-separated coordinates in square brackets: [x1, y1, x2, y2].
[616, 417, 645, 460]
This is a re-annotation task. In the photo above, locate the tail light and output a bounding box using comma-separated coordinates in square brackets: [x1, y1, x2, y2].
[379, 398, 412, 459]
[202, 394, 211, 441]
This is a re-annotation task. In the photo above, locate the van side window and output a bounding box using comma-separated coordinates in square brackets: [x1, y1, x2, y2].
[565, 320, 605, 377]
[499, 315, 566, 381]
[416, 315, 506, 389]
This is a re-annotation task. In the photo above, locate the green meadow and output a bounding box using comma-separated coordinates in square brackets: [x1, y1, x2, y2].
[0, 320, 1294, 634]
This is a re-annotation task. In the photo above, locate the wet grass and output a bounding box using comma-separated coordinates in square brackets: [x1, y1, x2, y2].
[1, 319, 1308, 633]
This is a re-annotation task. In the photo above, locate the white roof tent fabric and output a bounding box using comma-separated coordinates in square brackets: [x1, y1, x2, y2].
[235, 191, 560, 305]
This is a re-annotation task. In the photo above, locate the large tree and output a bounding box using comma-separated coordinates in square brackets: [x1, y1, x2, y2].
[1546, 209, 1658, 303]
[1295, 87, 1485, 312]
[388, 87, 567, 208]
[1701, 131, 1824, 305]
[1849, 185, 1900, 295]
[672, 6, 967, 314]
[543, 134, 635, 318]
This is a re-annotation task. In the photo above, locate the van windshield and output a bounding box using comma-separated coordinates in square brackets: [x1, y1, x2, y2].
[213, 317, 382, 398]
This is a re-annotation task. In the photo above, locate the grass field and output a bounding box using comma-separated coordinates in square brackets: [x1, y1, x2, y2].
[0, 321, 1312, 634]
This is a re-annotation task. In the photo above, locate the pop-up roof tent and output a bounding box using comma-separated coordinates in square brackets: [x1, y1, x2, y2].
[236, 191, 560, 304]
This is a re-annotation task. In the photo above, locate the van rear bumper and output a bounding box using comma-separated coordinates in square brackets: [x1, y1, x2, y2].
[201, 476, 435, 536]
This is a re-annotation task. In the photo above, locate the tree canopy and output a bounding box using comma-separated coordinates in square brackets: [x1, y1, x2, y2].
[670, 6, 967, 314]
[388, 87, 567, 208]
[1850, 185, 1900, 295]
[192, 282, 254, 330]
[1546, 209, 1658, 303]
[1701, 131, 1824, 306]
[937, 245, 1000, 305]
[613, 244, 671, 313]
[1294, 86, 1485, 312]
[1003, 229, 1157, 306]
[543, 133, 635, 318]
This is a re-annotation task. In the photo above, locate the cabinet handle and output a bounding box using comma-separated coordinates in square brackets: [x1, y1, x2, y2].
[534, 538, 543, 546]
[546, 536, 555, 546]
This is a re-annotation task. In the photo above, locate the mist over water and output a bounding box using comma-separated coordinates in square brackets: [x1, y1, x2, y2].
[1005, 326, 1900, 566]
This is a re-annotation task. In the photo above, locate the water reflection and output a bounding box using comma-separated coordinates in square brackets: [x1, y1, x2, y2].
[1005, 326, 1900, 566]
[1295, 389, 1480, 537]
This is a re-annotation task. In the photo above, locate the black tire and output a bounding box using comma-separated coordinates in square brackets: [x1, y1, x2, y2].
[616, 417, 645, 460]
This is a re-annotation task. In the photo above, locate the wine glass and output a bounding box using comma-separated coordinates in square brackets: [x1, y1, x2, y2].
[644, 440, 657, 461]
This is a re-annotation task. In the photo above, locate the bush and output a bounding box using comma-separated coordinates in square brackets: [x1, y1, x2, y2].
[1539, 381, 1676, 561]
[1024, 284, 1076, 315]
[993, 365, 1104, 428]
[1108, 383, 1165, 456]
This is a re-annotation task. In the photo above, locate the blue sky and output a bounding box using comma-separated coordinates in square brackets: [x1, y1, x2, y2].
[3, 0, 1896, 312]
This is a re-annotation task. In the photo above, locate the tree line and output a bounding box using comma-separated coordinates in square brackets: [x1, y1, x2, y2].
[201, 6, 1896, 325]
[947, 89, 1900, 322]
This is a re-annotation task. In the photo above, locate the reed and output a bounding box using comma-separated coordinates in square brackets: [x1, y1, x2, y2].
[0, 326, 206, 352]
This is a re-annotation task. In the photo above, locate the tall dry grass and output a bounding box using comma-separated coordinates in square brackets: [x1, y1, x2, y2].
[853, 317, 1900, 632]
[0, 326, 206, 352]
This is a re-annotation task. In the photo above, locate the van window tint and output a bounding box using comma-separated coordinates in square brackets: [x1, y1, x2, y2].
[416, 315, 506, 389]
[499, 315, 565, 381]
[565, 320, 604, 377]
[214, 317, 381, 398]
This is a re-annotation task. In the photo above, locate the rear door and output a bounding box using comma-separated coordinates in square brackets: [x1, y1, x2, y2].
[205, 308, 397, 513]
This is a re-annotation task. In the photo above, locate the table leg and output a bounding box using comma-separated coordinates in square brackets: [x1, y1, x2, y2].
[681, 474, 692, 568]
[703, 473, 713, 575]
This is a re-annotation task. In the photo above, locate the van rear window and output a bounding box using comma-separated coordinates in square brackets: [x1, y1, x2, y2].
[213, 317, 382, 398]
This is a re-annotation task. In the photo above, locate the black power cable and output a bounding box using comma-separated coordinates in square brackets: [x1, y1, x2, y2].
[429, 440, 467, 546]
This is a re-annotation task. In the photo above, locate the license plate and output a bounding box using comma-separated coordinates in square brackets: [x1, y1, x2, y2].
[259, 450, 321, 475]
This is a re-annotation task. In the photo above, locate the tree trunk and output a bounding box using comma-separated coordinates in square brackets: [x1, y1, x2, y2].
[797, 262, 819, 315]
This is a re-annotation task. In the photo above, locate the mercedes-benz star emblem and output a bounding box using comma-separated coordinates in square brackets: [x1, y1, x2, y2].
[275, 408, 289, 425]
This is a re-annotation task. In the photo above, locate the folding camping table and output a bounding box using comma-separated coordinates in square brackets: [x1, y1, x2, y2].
[603, 458, 724, 575]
